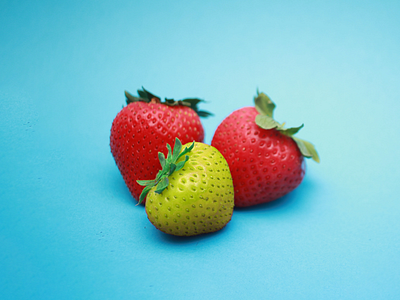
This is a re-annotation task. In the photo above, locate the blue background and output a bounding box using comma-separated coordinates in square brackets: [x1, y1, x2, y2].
[1, 0, 400, 299]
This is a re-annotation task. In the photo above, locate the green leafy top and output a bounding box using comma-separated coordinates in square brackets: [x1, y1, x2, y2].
[125, 87, 213, 118]
[136, 138, 195, 204]
[254, 91, 320, 163]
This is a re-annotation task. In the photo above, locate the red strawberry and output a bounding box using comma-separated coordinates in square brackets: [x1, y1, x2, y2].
[110, 88, 212, 204]
[211, 91, 319, 207]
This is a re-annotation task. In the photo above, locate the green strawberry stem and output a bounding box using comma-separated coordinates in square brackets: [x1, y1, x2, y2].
[136, 138, 195, 204]
[254, 91, 320, 163]
[125, 87, 213, 118]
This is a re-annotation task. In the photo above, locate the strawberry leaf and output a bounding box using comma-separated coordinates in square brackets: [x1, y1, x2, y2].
[164, 98, 191, 107]
[155, 177, 169, 194]
[254, 91, 275, 117]
[158, 152, 166, 168]
[182, 98, 202, 106]
[169, 163, 177, 176]
[141, 87, 160, 101]
[137, 89, 148, 100]
[177, 141, 195, 160]
[293, 137, 320, 163]
[197, 110, 214, 118]
[255, 115, 281, 130]
[280, 124, 304, 136]
[172, 138, 182, 161]
[137, 179, 156, 187]
[175, 155, 189, 172]
[166, 144, 172, 160]
[125, 90, 144, 104]
[124, 88, 213, 117]
[178, 98, 214, 118]
[138, 186, 153, 205]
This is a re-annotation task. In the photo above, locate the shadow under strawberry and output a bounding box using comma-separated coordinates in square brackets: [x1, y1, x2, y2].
[102, 160, 138, 207]
[153, 223, 230, 244]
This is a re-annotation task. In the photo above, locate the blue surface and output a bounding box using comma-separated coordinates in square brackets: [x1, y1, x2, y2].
[1, 0, 400, 299]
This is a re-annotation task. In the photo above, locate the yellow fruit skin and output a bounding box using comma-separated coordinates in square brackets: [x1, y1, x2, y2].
[145, 142, 234, 236]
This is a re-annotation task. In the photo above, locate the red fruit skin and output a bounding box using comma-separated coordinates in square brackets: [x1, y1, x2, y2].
[110, 102, 204, 203]
[211, 107, 305, 207]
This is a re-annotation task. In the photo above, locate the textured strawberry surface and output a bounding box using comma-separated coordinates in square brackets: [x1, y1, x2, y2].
[145, 142, 234, 236]
[212, 107, 305, 207]
[110, 102, 204, 203]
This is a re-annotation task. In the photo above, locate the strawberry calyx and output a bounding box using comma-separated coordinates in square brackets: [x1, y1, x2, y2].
[254, 91, 320, 163]
[125, 87, 213, 118]
[136, 138, 195, 204]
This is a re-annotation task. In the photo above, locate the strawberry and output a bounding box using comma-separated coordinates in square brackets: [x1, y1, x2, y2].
[110, 88, 212, 204]
[137, 138, 234, 236]
[211, 91, 319, 207]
